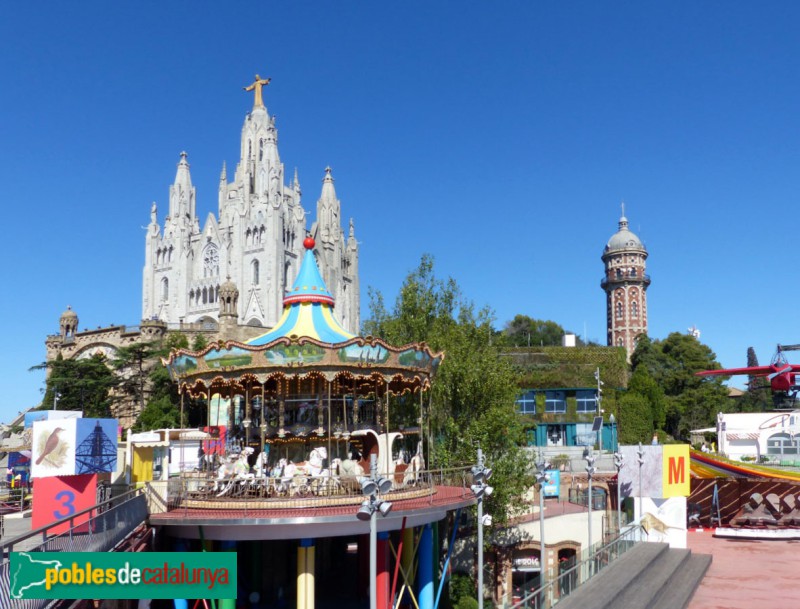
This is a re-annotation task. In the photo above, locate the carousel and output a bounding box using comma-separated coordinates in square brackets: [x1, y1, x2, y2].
[162, 236, 445, 509]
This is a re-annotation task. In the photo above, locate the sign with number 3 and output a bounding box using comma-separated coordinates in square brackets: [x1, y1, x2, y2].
[32, 474, 97, 534]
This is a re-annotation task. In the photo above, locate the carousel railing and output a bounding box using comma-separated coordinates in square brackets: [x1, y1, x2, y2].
[157, 465, 475, 516]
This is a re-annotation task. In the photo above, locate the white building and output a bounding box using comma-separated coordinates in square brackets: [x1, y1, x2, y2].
[142, 77, 360, 332]
[715, 411, 800, 461]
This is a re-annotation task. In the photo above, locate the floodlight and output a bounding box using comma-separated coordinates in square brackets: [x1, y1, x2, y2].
[471, 466, 485, 484]
[585, 455, 596, 467]
[356, 499, 375, 521]
[377, 476, 393, 494]
[484, 468, 493, 481]
[378, 501, 393, 517]
[361, 478, 377, 496]
[481, 514, 493, 527]
[586, 466, 596, 476]
[471, 484, 485, 498]
[484, 485, 494, 497]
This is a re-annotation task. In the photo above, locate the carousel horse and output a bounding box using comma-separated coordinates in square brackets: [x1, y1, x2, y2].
[403, 451, 425, 486]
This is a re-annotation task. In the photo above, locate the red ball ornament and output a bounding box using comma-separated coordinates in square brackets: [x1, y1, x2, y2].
[303, 236, 315, 250]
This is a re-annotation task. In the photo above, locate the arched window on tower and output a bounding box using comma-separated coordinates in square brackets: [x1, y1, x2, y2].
[631, 301, 639, 319]
[616, 268, 623, 279]
[252, 260, 260, 286]
[629, 267, 637, 277]
[615, 302, 624, 319]
[617, 337, 624, 347]
[161, 277, 169, 302]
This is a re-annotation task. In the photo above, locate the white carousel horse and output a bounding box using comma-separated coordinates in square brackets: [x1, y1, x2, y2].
[403, 452, 425, 486]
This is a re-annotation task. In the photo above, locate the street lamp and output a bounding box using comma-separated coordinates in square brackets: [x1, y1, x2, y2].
[472, 448, 493, 609]
[357, 453, 393, 609]
[242, 418, 252, 447]
[585, 450, 597, 566]
[534, 457, 550, 606]
[613, 450, 624, 535]
[609, 413, 616, 452]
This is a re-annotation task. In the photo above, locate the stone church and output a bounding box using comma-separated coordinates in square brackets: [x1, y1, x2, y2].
[142, 75, 360, 333]
[44, 77, 362, 427]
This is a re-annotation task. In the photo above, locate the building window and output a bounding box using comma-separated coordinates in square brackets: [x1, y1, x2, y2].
[576, 390, 597, 413]
[203, 245, 219, 278]
[516, 390, 537, 415]
[252, 260, 260, 285]
[629, 267, 637, 277]
[631, 301, 639, 319]
[545, 390, 566, 414]
[767, 432, 799, 455]
[617, 337, 624, 347]
[615, 302, 624, 319]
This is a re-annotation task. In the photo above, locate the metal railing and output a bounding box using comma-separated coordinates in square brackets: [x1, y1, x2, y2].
[0, 486, 147, 609]
[510, 526, 641, 609]
[155, 465, 476, 517]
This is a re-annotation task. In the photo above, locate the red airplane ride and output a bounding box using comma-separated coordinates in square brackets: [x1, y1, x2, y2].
[696, 344, 800, 394]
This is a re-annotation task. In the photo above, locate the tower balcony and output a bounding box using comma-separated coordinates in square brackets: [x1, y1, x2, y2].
[601, 273, 651, 290]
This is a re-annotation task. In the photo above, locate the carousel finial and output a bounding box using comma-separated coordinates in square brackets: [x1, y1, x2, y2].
[303, 236, 315, 250]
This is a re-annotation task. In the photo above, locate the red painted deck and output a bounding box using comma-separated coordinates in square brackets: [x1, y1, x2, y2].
[687, 528, 800, 608]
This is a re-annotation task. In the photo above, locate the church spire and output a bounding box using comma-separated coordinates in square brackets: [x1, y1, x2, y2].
[168, 151, 196, 222]
[317, 167, 340, 244]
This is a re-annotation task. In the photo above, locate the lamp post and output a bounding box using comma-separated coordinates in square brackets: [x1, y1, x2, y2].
[613, 450, 624, 535]
[609, 413, 616, 452]
[357, 453, 393, 609]
[534, 457, 549, 606]
[471, 448, 493, 609]
[585, 450, 597, 568]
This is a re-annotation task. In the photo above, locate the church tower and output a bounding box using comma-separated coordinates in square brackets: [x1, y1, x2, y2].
[601, 207, 649, 359]
[142, 75, 360, 333]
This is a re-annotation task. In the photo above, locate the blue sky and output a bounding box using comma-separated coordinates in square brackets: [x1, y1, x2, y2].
[2, 3, 799, 424]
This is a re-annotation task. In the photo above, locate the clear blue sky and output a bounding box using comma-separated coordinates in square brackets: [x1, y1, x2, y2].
[2, 3, 799, 424]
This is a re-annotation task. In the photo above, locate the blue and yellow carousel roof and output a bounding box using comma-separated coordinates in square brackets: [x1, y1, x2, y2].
[246, 237, 354, 346]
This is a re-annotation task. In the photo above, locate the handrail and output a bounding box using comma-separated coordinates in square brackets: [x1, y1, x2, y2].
[510, 526, 641, 609]
[0, 485, 142, 552]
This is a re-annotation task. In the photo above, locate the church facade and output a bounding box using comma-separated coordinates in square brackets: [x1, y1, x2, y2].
[142, 76, 360, 333]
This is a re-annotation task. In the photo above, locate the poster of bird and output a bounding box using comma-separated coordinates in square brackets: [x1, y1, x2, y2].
[31, 418, 77, 478]
[639, 497, 688, 548]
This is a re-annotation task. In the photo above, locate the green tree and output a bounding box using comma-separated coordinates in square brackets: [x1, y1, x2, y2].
[164, 332, 190, 351]
[736, 346, 772, 412]
[501, 315, 581, 347]
[192, 334, 209, 352]
[112, 342, 165, 427]
[627, 366, 667, 431]
[365, 255, 532, 523]
[617, 393, 654, 445]
[33, 354, 115, 418]
[629, 332, 728, 440]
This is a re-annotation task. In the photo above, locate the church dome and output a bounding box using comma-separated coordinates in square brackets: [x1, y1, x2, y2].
[605, 214, 645, 253]
[61, 305, 78, 319]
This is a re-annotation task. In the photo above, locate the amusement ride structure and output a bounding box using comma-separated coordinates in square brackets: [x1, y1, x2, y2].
[153, 237, 477, 609]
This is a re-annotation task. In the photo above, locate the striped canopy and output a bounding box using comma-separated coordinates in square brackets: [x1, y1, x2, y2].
[247, 242, 354, 346]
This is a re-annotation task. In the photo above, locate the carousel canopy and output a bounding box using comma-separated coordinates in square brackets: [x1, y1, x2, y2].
[247, 237, 354, 345]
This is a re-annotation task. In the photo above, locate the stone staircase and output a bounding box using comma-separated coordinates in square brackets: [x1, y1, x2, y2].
[554, 542, 711, 609]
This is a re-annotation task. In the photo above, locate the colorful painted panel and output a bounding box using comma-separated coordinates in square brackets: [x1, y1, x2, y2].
[337, 343, 389, 364]
[205, 346, 253, 369]
[208, 394, 230, 427]
[398, 348, 432, 368]
[264, 344, 326, 365]
[169, 354, 198, 376]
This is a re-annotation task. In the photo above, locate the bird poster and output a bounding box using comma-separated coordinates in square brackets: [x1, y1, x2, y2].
[31, 418, 77, 478]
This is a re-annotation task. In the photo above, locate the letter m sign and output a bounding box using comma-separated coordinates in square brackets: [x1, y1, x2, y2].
[662, 445, 690, 497]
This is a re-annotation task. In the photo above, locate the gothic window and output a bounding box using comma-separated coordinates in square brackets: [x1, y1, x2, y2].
[616, 268, 622, 279]
[259, 139, 264, 161]
[631, 302, 639, 319]
[615, 302, 624, 319]
[215, 285, 220, 302]
[252, 260, 260, 285]
[161, 278, 168, 302]
[203, 245, 219, 278]
[202, 287, 208, 305]
[246, 228, 252, 246]
[617, 337, 624, 347]
[168, 246, 174, 263]
[629, 267, 637, 277]
[259, 226, 265, 244]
